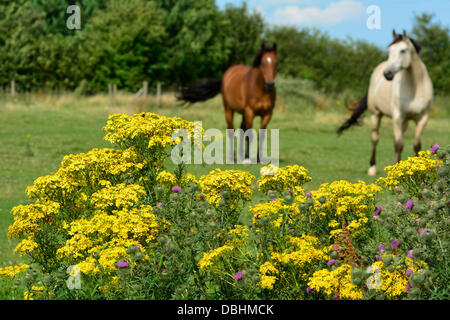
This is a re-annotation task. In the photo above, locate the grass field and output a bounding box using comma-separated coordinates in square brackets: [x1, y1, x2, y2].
[1, 79, 449, 267]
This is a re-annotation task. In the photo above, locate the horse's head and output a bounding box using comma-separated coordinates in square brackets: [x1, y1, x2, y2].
[253, 43, 277, 91]
[383, 30, 421, 81]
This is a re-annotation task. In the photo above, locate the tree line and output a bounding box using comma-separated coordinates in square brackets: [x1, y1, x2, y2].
[0, 0, 448, 95]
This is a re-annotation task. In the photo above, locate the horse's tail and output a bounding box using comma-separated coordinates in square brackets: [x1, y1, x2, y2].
[178, 78, 222, 104]
[337, 93, 368, 135]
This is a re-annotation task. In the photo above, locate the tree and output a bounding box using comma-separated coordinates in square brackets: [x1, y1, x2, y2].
[78, 0, 167, 92]
[222, 3, 264, 66]
[265, 26, 384, 94]
[412, 13, 450, 94]
[154, 0, 231, 84]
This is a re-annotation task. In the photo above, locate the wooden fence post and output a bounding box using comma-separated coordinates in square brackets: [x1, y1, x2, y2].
[11, 80, 15, 96]
[113, 84, 117, 107]
[108, 83, 113, 108]
[143, 81, 148, 99]
[157, 82, 161, 107]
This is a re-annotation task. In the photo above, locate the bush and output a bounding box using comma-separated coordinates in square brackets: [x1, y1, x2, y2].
[1, 112, 448, 300]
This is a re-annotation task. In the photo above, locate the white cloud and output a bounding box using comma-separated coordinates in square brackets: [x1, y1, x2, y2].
[254, 5, 266, 17]
[261, 0, 316, 4]
[273, 0, 365, 27]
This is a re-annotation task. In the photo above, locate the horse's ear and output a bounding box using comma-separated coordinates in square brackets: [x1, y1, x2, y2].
[273, 43, 277, 53]
[392, 29, 398, 39]
[403, 30, 408, 39]
[253, 44, 264, 67]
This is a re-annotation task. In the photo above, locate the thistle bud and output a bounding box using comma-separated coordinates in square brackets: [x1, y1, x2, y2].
[382, 256, 393, 266]
[129, 247, 138, 255]
[410, 273, 425, 287]
[221, 190, 231, 200]
[155, 186, 165, 195]
[408, 287, 421, 299]
[134, 252, 145, 261]
[404, 228, 415, 237]
[398, 194, 407, 203]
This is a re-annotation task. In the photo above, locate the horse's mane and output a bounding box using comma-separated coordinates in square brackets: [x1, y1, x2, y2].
[389, 35, 422, 54]
[253, 45, 276, 67]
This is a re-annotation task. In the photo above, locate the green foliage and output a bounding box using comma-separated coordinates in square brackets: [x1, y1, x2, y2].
[0, 0, 264, 92]
[0, 2, 448, 96]
[265, 26, 386, 95]
[412, 13, 450, 94]
[222, 2, 265, 66]
[77, 0, 167, 92]
[367, 145, 449, 300]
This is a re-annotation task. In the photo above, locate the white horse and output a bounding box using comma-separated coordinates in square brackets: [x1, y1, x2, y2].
[338, 30, 434, 176]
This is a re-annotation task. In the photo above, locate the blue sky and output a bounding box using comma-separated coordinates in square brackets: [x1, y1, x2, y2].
[216, 0, 450, 48]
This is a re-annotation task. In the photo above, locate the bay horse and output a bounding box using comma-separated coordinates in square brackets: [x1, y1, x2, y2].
[337, 30, 433, 176]
[179, 43, 278, 163]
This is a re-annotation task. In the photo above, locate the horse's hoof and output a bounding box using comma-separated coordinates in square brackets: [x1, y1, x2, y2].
[243, 158, 252, 165]
[368, 166, 377, 176]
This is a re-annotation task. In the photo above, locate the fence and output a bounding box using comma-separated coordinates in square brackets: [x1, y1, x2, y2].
[4, 79, 163, 108]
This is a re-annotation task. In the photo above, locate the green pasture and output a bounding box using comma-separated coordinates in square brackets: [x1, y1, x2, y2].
[0, 79, 449, 266]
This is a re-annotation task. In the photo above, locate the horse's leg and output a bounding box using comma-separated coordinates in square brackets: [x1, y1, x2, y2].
[393, 116, 408, 163]
[224, 106, 235, 164]
[258, 112, 273, 164]
[237, 115, 246, 162]
[368, 112, 382, 176]
[243, 107, 255, 163]
[413, 114, 429, 155]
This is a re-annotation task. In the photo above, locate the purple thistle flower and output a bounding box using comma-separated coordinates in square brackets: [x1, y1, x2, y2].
[199, 194, 205, 201]
[373, 205, 382, 216]
[117, 261, 129, 268]
[430, 144, 440, 155]
[405, 200, 414, 210]
[306, 287, 314, 294]
[327, 259, 339, 266]
[391, 240, 399, 249]
[407, 250, 414, 260]
[379, 244, 386, 252]
[405, 269, 413, 277]
[305, 191, 312, 198]
[157, 202, 163, 207]
[332, 245, 341, 251]
[270, 198, 278, 201]
[289, 189, 294, 195]
[333, 294, 338, 300]
[405, 283, 412, 291]
[375, 255, 382, 261]
[172, 186, 181, 193]
[233, 272, 244, 280]
[419, 228, 433, 238]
